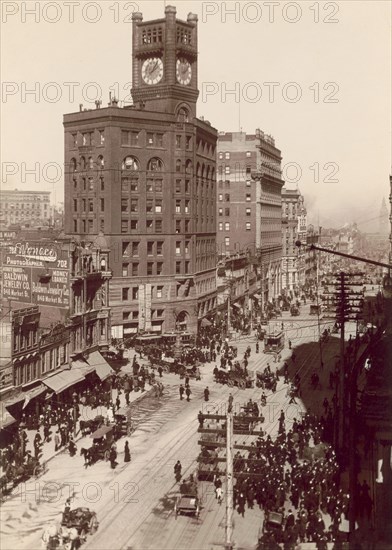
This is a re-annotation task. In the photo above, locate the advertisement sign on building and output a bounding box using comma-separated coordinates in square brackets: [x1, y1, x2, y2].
[1, 241, 70, 308]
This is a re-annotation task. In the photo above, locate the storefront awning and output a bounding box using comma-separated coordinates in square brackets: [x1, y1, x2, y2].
[23, 384, 47, 409]
[72, 359, 96, 377]
[232, 303, 241, 309]
[87, 351, 114, 381]
[0, 407, 17, 429]
[42, 369, 85, 394]
[200, 318, 212, 327]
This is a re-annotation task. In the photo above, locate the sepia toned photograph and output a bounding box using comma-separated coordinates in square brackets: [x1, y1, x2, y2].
[0, 1, 391, 549]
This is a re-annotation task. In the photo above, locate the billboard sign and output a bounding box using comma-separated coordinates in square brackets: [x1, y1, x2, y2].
[1, 241, 70, 308]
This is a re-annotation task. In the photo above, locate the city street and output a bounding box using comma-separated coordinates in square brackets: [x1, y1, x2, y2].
[1, 312, 342, 550]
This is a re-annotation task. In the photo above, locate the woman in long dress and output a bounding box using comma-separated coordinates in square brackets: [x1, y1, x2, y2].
[124, 441, 131, 463]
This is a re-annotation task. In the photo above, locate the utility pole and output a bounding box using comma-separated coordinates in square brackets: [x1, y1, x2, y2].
[225, 411, 234, 550]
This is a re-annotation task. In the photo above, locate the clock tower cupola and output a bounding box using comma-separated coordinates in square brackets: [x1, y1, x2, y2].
[131, 6, 199, 118]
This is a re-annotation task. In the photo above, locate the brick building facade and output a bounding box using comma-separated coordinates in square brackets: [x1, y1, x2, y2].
[0, 190, 50, 227]
[64, 6, 217, 337]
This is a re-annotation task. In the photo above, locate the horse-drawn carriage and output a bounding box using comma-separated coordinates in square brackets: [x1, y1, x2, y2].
[290, 305, 300, 316]
[79, 415, 105, 437]
[309, 304, 321, 315]
[197, 448, 219, 481]
[179, 363, 202, 381]
[80, 425, 115, 467]
[113, 408, 132, 438]
[255, 369, 277, 391]
[214, 364, 254, 389]
[3, 457, 47, 490]
[258, 511, 285, 546]
[174, 476, 200, 519]
[42, 507, 98, 549]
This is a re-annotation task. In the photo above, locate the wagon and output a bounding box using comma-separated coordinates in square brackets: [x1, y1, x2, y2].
[174, 494, 200, 519]
[309, 304, 321, 315]
[61, 506, 99, 539]
[264, 332, 284, 354]
[114, 408, 133, 438]
[90, 425, 115, 461]
[260, 511, 285, 541]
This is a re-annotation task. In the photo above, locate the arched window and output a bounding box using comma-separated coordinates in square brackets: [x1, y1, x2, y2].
[88, 157, 94, 170]
[147, 157, 163, 172]
[176, 159, 182, 173]
[177, 107, 189, 123]
[80, 156, 86, 170]
[196, 163, 201, 178]
[211, 167, 215, 180]
[70, 158, 77, 172]
[185, 160, 192, 175]
[97, 155, 104, 169]
[201, 164, 205, 179]
[122, 156, 139, 171]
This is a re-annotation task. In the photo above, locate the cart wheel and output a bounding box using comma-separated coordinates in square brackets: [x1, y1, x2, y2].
[104, 450, 110, 461]
[227, 380, 234, 387]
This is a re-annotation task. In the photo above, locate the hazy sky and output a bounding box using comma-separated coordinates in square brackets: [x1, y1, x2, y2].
[1, 0, 390, 230]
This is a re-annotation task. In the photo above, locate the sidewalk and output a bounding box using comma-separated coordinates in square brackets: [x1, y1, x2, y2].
[24, 383, 155, 467]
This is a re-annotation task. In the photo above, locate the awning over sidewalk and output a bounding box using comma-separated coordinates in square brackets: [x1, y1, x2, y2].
[23, 384, 47, 409]
[232, 303, 241, 309]
[42, 369, 85, 394]
[0, 407, 17, 429]
[200, 318, 212, 327]
[87, 351, 114, 381]
[72, 359, 96, 377]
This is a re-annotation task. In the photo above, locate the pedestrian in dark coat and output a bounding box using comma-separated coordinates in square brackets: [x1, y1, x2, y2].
[179, 385, 185, 400]
[204, 387, 210, 402]
[109, 446, 117, 469]
[158, 366, 163, 378]
[185, 386, 191, 402]
[124, 441, 131, 462]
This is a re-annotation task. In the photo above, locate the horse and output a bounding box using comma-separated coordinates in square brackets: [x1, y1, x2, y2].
[80, 447, 93, 468]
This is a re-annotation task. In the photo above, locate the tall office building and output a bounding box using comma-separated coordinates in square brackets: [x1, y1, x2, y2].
[64, 6, 217, 337]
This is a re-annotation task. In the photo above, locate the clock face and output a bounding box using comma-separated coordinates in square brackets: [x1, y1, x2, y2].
[142, 58, 163, 85]
[176, 58, 192, 86]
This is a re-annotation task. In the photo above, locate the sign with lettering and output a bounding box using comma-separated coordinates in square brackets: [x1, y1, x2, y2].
[0, 231, 17, 241]
[2, 240, 70, 308]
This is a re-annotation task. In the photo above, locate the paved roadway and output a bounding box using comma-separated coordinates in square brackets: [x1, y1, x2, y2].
[1, 312, 343, 550]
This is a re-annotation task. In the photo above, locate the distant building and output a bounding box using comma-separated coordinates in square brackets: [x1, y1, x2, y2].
[0, 189, 51, 227]
[217, 129, 284, 308]
[281, 187, 305, 291]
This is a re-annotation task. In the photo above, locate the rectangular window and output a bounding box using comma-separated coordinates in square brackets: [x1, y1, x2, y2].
[185, 180, 190, 194]
[246, 151, 251, 157]
[246, 194, 251, 202]
[156, 241, 163, 255]
[73, 178, 77, 190]
[88, 178, 94, 191]
[100, 219, 104, 231]
[225, 194, 230, 202]
[175, 180, 181, 193]
[146, 179, 154, 192]
[132, 311, 139, 319]
[121, 130, 130, 145]
[218, 208, 223, 216]
[225, 237, 230, 246]
[246, 180, 251, 187]
[82, 178, 86, 191]
[122, 179, 129, 193]
[147, 241, 154, 256]
[100, 198, 104, 212]
[185, 241, 190, 254]
[218, 194, 223, 201]
[225, 152, 230, 160]
[176, 241, 181, 255]
[100, 177, 104, 191]
[130, 199, 138, 213]
[122, 263, 128, 277]
[121, 199, 128, 213]
[157, 286, 163, 298]
[175, 200, 181, 213]
[72, 133, 77, 147]
[121, 220, 128, 233]
[176, 135, 182, 148]
[132, 288, 138, 300]
[225, 222, 230, 231]
[185, 261, 190, 274]
[131, 262, 138, 276]
[73, 219, 78, 232]
[176, 261, 181, 274]
[122, 241, 130, 255]
[176, 220, 181, 234]
[185, 220, 190, 232]
[122, 288, 129, 301]
[246, 166, 252, 175]
[155, 179, 163, 192]
[130, 131, 139, 146]
[186, 136, 192, 150]
[146, 199, 153, 213]
[225, 208, 230, 216]
[184, 200, 190, 213]
[146, 220, 153, 229]
[155, 219, 162, 233]
[157, 262, 163, 275]
[155, 200, 162, 213]
[246, 208, 251, 216]
[123, 312, 130, 321]
[131, 179, 138, 192]
[82, 199, 86, 212]
[99, 130, 105, 145]
[218, 222, 223, 231]
[225, 166, 230, 175]
[73, 199, 77, 212]
[156, 133, 163, 147]
[147, 132, 154, 146]
[130, 220, 138, 230]
[147, 262, 153, 275]
[246, 222, 251, 231]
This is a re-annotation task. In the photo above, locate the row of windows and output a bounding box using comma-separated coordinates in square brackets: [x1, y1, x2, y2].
[218, 193, 252, 202]
[218, 207, 251, 217]
[218, 222, 251, 231]
[70, 130, 105, 148]
[218, 151, 252, 160]
[73, 176, 104, 192]
[218, 165, 252, 176]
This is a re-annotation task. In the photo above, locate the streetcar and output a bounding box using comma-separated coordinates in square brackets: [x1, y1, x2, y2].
[263, 331, 285, 354]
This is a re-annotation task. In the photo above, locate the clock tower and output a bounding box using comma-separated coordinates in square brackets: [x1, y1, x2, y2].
[131, 5, 199, 117]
